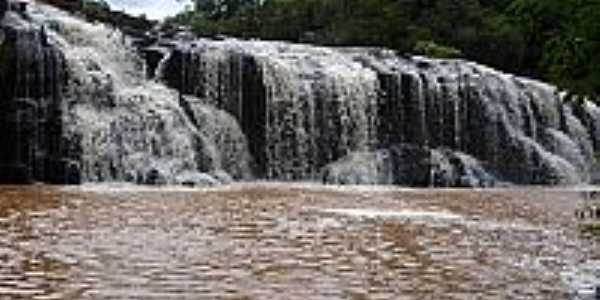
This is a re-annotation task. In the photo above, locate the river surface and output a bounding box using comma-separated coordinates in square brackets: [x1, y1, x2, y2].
[0, 184, 598, 299]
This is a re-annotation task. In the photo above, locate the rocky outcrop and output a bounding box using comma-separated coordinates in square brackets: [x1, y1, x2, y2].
[1, 0, 7, 19]
[160, 40, 599, 186]
[0, 8, 79, 184]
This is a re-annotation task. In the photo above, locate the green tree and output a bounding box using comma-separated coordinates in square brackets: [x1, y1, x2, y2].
[509, 0, 600, 100]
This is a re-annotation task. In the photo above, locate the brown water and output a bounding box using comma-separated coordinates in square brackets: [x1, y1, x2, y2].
[0, 184, 598, 300]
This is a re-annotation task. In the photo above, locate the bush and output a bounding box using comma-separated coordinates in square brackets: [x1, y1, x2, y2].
[579, 221, 600, 239]
[81, 0, 110, 23]
[413, 40, 462, 59]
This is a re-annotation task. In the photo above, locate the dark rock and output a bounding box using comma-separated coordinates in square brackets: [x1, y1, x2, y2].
[446, 151, 496, 187]
[0, 11, 76, 184]
[141, 46, 168, 79]
[0, 164, 32, 184]
[45, 159, 81, 184]
[15, 1, 26, 15]
[0, 0, 7, 20]
[592, 163, 600, 184]
[38, 0, 82, 13]
[143, 167, 167, 185]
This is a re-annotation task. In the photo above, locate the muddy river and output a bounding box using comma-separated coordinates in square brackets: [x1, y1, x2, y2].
[0, 184, 598, 299]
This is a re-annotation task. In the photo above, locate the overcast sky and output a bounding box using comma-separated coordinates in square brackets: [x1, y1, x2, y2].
[105, 0, 193, 20]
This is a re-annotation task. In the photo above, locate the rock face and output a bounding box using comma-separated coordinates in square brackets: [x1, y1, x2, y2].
[160, 41, 598, 186]
[0, 8, 78, 184]
[1, 0, 7, 19]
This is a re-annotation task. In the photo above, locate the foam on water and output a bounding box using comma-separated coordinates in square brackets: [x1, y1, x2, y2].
[321, 208, 463, 220]
[62, 182, 237, 193]
[561, 260, 600, 300]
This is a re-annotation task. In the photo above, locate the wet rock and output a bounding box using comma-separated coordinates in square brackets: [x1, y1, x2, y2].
[574, 101, 600, 153]
[0, 164, 31, 183]
[0, 9, 76, 184]
[211, 170, 233, 184]
[141, 45, 168, 78]
[0, 0, 7, 20]
[175, 171, 218, 187]
[592, 166, 600, 185]
[143, 167, 167, 185]
[15, 1, 27, 15]
[321, 144, 496, 187]
[446, 151, 495, 187]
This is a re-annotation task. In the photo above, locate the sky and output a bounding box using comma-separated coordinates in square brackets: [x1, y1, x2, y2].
[104, 0, 193, 20]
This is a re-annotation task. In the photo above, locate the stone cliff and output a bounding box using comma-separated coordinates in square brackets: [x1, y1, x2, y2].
[0, 3, 79, 183]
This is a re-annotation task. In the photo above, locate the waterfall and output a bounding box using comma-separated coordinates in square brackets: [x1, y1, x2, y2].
[160, 42, 598, 187]
[18, 2, 251, 185]
[159, 41, 380, 180]
[2, 1, 598, 186]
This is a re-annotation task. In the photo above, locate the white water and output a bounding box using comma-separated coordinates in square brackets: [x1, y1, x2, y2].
[321, 208, 463, 220]
[9, 0, 597, 187]
[163, 38, 598, 186]
[27, 1, 251, 184]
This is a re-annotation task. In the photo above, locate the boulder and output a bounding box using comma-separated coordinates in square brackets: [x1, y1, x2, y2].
[142, 167, 168, 186]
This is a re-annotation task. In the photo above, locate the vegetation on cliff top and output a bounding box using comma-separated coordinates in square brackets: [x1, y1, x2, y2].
[166, 0, 600, 102]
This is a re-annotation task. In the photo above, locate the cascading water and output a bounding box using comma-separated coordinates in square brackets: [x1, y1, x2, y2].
[17, 2, 252, 184]
[1, 1, 598, 186]
[160, 41, 380, 180]
[160, 42, 599, 186]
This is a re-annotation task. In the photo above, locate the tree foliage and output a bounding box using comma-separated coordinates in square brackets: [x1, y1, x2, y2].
[167, 0, 600, 101]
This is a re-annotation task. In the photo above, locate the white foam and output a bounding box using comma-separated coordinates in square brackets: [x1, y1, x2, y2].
[321, 208, 462, 220]
[61, 183, 232, 193]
